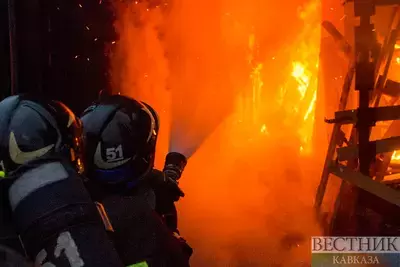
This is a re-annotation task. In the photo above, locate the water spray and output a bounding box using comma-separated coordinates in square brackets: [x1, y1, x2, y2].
[168, 121, 201, 160]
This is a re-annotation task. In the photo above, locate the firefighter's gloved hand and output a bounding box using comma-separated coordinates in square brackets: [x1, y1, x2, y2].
[163, 174, 185, 202]
[150, 169, 184, 202]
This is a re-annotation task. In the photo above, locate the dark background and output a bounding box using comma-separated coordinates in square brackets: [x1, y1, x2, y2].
[0, 0, 10, 100]
[1, 0, 117, 113]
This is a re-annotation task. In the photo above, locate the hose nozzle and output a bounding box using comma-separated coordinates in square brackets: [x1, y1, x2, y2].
[163, 152, 187, 181]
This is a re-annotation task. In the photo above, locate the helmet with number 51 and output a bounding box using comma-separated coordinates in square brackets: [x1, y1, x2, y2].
[80, 95, 159, 187]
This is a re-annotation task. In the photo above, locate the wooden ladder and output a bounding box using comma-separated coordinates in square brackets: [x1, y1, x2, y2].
[315, 2, 400, 235]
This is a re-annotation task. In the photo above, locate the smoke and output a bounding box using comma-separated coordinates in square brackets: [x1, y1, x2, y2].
[111, 0, 327, 266]
[111, 1, 172, 166]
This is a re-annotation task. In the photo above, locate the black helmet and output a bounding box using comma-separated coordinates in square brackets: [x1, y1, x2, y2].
[81, 95, 159, 187]
[0, 94, 84, 175]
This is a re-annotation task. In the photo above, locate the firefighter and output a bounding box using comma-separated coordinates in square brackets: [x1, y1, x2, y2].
[0, 94, 125, 267]
[81, 94, 192, 266]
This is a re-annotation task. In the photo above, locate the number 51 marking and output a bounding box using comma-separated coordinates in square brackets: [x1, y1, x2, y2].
[106, 145, 124, 162]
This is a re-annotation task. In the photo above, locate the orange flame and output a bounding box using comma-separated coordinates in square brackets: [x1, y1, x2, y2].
[112, 0, 322, 265]
[392, 150, 400, 162]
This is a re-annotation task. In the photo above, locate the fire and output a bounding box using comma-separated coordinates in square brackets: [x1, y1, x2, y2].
[291, 61, 318, 153]
[235, 33, 264, 126]
[260, 124, 268, 134]
[392, 150, 400, 162]
[237, 0, 320, 153]
[244, 0, 320, 154]
[250, 63, 264, 124]
[289, 3, 320, 154]
[112, 0, 322, 265]
[292, 62, 311, 99]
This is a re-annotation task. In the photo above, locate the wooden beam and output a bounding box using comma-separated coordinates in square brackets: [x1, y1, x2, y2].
[346, 0, 400, 5]
[314, 60, 355, 210]
[337, 136, 400, 160]
[374, 0, 400, 5]
[329, 163, 400, 207]
[331, 105, 400, 125]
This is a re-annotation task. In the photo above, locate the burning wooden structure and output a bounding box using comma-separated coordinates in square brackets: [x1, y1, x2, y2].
[315, 0, 400, 235]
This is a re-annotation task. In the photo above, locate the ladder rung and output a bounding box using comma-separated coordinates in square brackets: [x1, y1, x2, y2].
[329, 164, 400, 207]
[375, 0, 400, 5]
[349, 0, 400, 6]
[331, 105, 400, 124]
[381, 79, 400, 98]
[337, 136, 400, 160]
